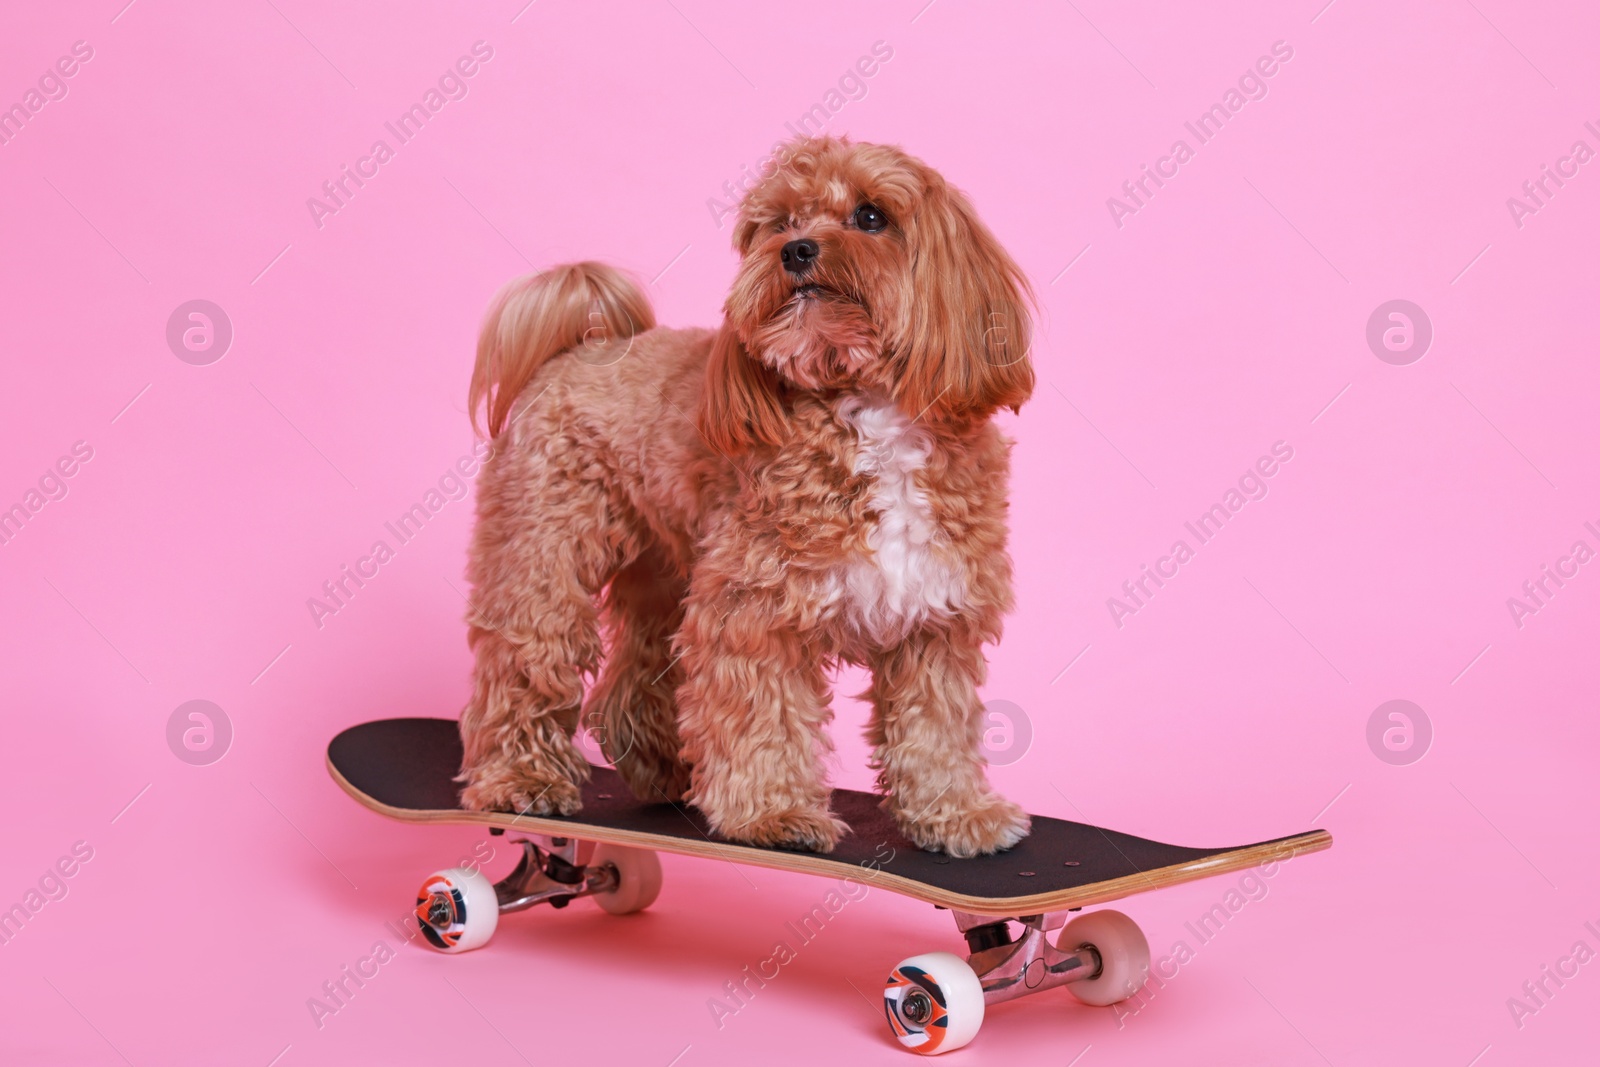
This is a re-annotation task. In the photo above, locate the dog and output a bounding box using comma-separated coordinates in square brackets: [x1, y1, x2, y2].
[458, 136, 1035, 857]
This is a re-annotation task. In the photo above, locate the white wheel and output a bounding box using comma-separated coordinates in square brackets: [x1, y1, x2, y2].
[883, 951, 985, 1055]
[590, 844, 662, 915]
[414, 867, 498, 953]
[1057, 909, 1150, 1006]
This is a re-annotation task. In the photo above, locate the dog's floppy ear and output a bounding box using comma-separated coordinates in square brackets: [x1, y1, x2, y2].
[894, 177, 1035, 422]
[698, 324, 787, 454]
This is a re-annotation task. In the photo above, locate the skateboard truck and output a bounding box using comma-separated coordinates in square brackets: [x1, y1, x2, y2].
[410, 835, 664, 955]
[491, 837, 619, 912]
[952, 910, 1102, 1006]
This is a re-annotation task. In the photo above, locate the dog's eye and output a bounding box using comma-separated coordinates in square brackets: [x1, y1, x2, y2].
[853, 204, 888, 233]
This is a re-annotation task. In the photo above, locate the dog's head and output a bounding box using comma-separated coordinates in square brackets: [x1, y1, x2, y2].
[700, 137, 1035, 452]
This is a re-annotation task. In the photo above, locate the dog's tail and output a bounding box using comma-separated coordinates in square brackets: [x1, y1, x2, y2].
[469, 261, 655, 437]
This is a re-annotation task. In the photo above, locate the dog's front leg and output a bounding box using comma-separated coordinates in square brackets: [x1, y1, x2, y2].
[674, 580, 847, 852]
[867, 627, 1030, 857]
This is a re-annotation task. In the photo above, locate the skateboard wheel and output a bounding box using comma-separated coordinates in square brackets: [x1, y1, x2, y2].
[883, 951, 985, 1055]
[590, 844, 662, 915]
[1057, 909, 1150, 1006]
[414, 867, 498, 953]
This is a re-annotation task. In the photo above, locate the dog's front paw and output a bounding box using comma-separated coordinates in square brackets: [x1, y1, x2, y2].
[460, 770, 583, 817]
[897, 792, 1030, 858]
[715, 806, 850, 853]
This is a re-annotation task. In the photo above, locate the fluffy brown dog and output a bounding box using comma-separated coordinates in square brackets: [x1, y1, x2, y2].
[459, 136, 1035, 857]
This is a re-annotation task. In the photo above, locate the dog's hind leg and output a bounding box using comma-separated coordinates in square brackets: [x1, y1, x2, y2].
[584, 546, 693, 803]
[457, 431, 636, 816]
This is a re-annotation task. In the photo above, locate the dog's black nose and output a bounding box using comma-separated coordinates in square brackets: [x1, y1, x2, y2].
[781, 239, 819, 276]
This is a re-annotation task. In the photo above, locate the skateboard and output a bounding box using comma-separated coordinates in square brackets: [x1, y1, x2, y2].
[328, 717, 1332, 1055]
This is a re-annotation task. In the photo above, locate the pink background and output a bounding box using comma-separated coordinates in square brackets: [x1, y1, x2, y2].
[3, 0, 1598, 1063]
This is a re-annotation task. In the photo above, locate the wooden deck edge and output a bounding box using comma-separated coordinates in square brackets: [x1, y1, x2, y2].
[328, 755, 1333, 916]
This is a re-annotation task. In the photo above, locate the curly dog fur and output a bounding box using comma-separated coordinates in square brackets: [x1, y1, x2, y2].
[458, 136, 1036, 857]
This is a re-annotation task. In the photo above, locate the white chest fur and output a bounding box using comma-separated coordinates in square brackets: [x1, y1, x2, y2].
[833, 396, 965, 643]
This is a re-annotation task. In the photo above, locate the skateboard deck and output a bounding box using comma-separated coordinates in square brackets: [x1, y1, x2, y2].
[328, 717, 1332, 916]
